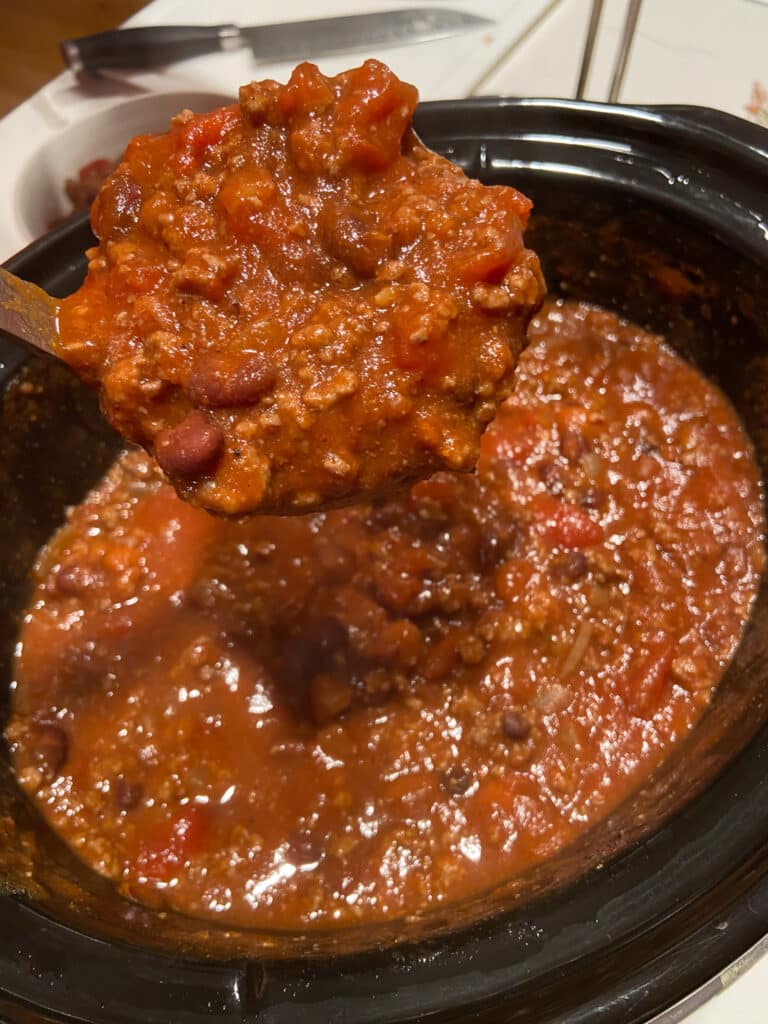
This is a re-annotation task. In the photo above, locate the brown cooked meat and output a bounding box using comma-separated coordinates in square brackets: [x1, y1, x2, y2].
[9, 302, 764, 928]
[56, 59, 544, 515]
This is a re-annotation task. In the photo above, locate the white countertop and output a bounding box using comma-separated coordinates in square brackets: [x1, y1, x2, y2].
[1, 1, 767, 1018]
[480, 0, 768, 117]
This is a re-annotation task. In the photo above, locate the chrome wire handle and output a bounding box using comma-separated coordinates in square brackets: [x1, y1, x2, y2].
[576, 0, 644, 102]
[575, 0, 605, 99]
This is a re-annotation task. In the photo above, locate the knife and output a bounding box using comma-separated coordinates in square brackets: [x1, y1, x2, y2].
[60, 8, 494, 74]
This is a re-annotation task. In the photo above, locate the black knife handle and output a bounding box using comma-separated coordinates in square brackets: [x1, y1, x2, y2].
[60, 24, 242, 73]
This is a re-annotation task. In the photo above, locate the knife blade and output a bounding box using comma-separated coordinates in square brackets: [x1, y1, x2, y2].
[61, 9, 494, 74]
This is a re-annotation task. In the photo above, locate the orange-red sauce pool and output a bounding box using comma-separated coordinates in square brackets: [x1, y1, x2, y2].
[8, 301, 764, 929]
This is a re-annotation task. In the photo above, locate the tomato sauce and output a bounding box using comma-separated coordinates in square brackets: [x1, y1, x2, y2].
[9, 302, 764, 929]
[56, 60, 543, 515]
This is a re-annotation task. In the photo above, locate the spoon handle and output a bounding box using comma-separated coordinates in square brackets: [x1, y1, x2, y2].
[0, 267, 59, 358]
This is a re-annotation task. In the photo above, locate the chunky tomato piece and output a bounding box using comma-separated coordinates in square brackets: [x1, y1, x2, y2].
[110, 262, 163, 296]
[136, 808, 210, 883]
[174, 104, 241, 173]
[481, 405, 540, 467]
[335, 59, 418, 171]
[530, 493, 604, 548]
[217, 168, 279, 243]
[619, 639, 676, 717]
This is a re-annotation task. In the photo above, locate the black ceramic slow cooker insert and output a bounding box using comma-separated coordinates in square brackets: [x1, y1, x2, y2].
[1, 98, 767, 1023]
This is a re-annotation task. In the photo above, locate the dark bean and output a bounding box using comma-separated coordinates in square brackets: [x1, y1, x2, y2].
[96, 173, 141, 235]
[188, 355, 276, 408]
[54, 563, 106, 596]
[440, 765, 474, 797]
[537, 459, 564, 495]
[550, 551, 589, 583]
[30, 723, 68, 777]
[478, 520, 526, 569]
[502, 710, 531, 741]
[319, 202, 389, 278]
[114, 776, 143, 810]
[581, 486, 606, 510]
[282, 617, 349, 695]
[309, 615, 349, 654]
[560, 428, 588, 462]
[156, 410, 224, 478]
[281, 641, 311, 683]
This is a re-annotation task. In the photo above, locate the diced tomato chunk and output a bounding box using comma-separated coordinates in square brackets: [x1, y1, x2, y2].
[530, 493, 604, 548]
[280, 61, 334, 116]
[480, 405, 540, 467]
[457, 242, 521, 285]
[619, 639, 676, 716]
[112, 262, 163, 295]
[79, 158, 115, 179]
[135, 808, 209, 882]
[336, 60, 418, 171]
[217, 168, 279, 242]
[175, 104, 241, 173]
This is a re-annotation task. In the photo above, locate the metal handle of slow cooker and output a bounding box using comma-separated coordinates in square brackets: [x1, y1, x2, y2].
[576, 0, 644, 102]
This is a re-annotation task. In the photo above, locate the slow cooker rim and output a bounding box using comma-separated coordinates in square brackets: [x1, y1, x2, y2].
[1, 96, 768, 1024]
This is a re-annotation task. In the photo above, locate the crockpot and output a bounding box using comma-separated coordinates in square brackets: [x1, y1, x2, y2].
[1, 98, 767, 1023]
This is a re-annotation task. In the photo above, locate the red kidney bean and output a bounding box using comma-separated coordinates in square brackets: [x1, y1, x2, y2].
[501, 710, 531, 741]
[581, 486, 607, 510]
[156, 410, 224, 478]
[96, 173, 141, 235]
[550, 551, 589, 583]
[188, 355, 276, 408]
[478, 520, 526, 570]
[114, 776, 144, 810]
[319, 201, 390, 278]
[440, 765, 474, 797]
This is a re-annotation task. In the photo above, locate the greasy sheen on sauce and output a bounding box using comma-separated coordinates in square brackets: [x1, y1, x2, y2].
[9, 302, 764, 929]
[56, 60, 544, 516]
